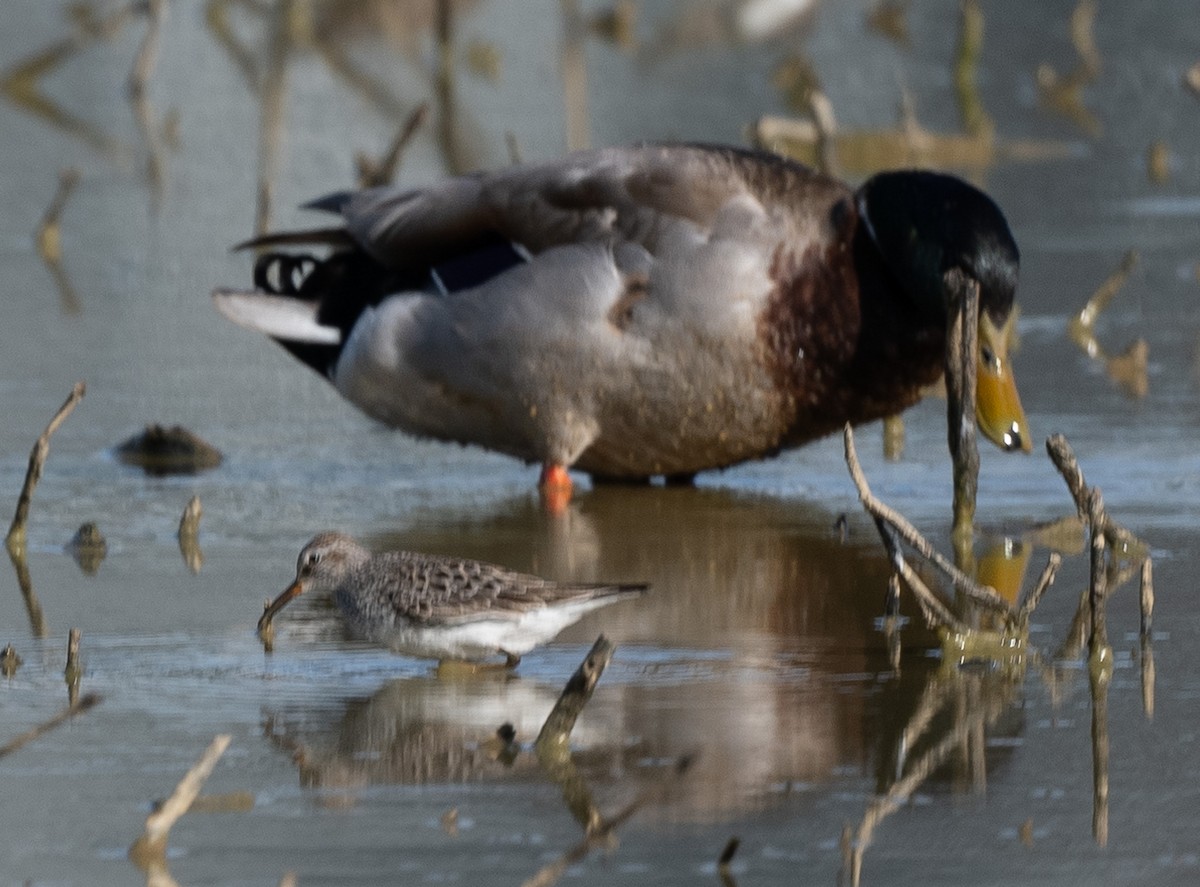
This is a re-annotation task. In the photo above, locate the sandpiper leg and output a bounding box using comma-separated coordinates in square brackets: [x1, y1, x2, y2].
[538, 463, 573, 514]
[502, 650, 521, 668]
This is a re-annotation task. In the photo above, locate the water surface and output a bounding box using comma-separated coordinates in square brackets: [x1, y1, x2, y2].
[2, 2, 1199, 885]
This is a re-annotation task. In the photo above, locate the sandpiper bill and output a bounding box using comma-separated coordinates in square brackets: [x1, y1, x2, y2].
[258, 532, 646, 666]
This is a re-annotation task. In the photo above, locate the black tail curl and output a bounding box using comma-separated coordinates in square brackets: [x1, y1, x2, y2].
[253, 252, 320, 295]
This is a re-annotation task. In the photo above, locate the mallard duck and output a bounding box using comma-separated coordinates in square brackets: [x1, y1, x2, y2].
[214, 143, 1030, 506]
[258, 532, 645, 666]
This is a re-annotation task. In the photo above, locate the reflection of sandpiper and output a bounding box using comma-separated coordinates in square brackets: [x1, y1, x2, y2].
[258, 532, 646, 666]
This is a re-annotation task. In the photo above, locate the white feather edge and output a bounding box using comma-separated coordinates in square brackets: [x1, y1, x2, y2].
[212, 289, 342, 345]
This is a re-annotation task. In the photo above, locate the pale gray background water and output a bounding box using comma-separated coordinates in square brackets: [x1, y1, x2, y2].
[1, 1, 1198, 885]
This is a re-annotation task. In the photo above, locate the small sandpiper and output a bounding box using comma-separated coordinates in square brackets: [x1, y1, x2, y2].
[258, 532, 646, 666]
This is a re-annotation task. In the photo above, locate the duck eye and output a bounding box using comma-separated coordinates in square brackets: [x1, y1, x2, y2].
[980, 345, 998, 372]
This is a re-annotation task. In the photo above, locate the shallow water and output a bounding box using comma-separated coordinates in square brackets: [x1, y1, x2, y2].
[2, 1, 1200, 885]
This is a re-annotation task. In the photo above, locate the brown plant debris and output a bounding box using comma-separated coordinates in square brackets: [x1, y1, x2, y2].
[115, 424, 223, 475]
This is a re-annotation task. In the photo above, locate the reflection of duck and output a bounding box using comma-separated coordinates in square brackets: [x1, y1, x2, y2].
[262, 489, 1030, 821]
[215, 144, 1031, 507]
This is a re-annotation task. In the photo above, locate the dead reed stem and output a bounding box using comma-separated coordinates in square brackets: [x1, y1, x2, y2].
[1018, 553, 1062, 622]
[7, 381, 86, 554]
[844, 424, 1009, 627]
[65, 627, 82, 704]
[536, 635, 614, 752]
[129, 734, 232, 865]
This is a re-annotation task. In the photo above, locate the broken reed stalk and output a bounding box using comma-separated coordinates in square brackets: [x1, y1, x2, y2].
[7, 381, 86, 554]
[129, 734, 232, 865]
[1045, 434, 1145, 554]
[944, 269, 980, 540]
[844, 424, 1010, 625]
[535, 635, 614, 752]
[0, 692, 101, 760]
[65, 627, 82, 704]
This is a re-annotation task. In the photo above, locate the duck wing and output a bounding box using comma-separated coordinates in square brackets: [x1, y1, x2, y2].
[333, 143, 834, 268]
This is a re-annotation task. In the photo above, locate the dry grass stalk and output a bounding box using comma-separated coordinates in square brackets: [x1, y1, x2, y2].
[843, 424, 1010, 628]
[129, 734, 232, 864]
[1017, 552, 1063, 622]
[1045, 435, 1146, 556]
[6, 381, 86, 554]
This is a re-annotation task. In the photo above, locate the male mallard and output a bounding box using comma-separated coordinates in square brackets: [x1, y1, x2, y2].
[214, 143, 1030, 506]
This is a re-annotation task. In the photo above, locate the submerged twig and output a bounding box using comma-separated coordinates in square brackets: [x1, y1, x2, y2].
[129, 734, 232, 865]
[7, 381, 86, 555]
[0, 692, 101, 760]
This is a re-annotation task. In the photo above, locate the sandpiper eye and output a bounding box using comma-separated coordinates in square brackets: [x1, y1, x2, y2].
[305, 551, 322, 568]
